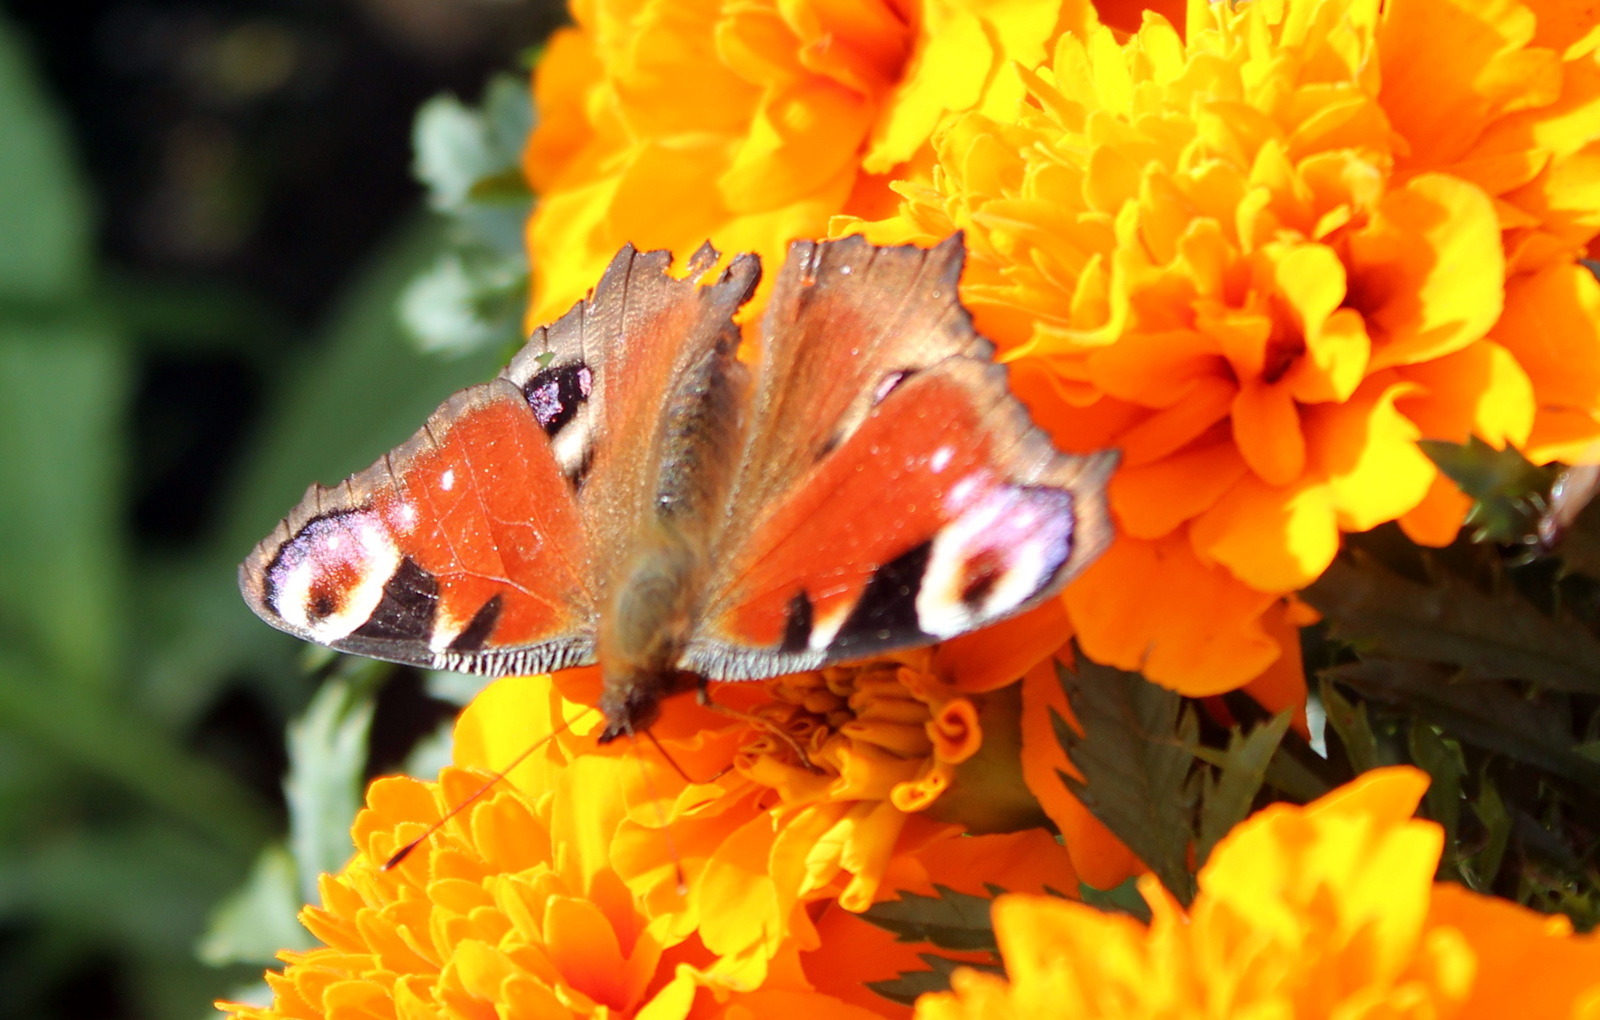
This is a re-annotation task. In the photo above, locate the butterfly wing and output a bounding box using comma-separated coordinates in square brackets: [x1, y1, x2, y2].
[238, 379, 598, 674]
[240, 243, 760, 676]
[684, 235, 1115, 680]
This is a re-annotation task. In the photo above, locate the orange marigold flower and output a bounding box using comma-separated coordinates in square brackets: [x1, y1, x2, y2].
[521, 0, 1104, 325]
[221, 663, 1090, 1019]
[840, 0, 1600, 694]
[913, 767, 1600, 1019]
[533, 646, 1089, 988]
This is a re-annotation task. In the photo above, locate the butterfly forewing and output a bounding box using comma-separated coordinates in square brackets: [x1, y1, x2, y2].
[239, 379, 597, 675]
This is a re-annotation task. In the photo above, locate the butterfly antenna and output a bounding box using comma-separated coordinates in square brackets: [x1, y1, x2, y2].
[627, 731, 689, 896]
[383, 707, 593, 870]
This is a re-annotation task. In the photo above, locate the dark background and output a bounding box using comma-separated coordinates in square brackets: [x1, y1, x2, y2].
[0, 2, 559, 1016]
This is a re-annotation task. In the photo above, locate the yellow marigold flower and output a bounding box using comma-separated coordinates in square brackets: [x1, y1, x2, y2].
[222, 666, 1086, 1019]
[535, 646, 1086, 990]
[840, 0, 1600, 694]
[913, 767, 1600, 1019]
[521, 0, 1103, 325]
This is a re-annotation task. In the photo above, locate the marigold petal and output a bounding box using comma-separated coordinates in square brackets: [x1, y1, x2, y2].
[1191, 474, 1339, 592]
[1396, 339, 1536, 447]
[1498, 261, 1600, 433]
[1064, 533, 1284, 694]
[720, 81, 872, 212]
[864, 7, 988, 172]
[1351, 174, 1504, 372]
[1304, 380, 1435, 530]
[1380, 0, 1554, 170]
[1231, 379, 1307, 486]
[933, 597, 1069, 692]
[1398, 471, 1473, 547]
[1108, 439, 1249, 539]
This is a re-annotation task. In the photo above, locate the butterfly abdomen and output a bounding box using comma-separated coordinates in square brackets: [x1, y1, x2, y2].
[596, 302, 750, 740]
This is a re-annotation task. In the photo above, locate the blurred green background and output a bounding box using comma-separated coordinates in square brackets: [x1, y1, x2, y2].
[0, 2, 557, 1016]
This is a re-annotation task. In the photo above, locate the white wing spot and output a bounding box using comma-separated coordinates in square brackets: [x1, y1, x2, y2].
[929, 446, 954, 473]
[440, 468, 455, 492]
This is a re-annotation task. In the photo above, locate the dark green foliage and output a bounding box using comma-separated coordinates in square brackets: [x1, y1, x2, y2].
[401, 75, 534, 357]
[0, 11, 512, 1016]
[859, 885, 1008, 1005]
[1052, 661, 1198, 903]
[1046, 438, 1600, 933]
[859, 884, 1005, 953]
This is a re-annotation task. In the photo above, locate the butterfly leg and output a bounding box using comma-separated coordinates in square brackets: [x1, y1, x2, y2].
[695, 679, 823, 773]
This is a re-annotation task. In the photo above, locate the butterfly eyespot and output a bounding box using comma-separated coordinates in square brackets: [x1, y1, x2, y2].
[308, 588, 339, 621]
[959, 551, 1004, 606]
[264, 509, 402, 642]
[523, 362, 593, 436]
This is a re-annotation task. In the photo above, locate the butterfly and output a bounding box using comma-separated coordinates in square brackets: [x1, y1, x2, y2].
[240, 235, 1116, 743]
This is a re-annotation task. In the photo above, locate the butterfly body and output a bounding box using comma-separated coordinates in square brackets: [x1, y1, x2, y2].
[241, 236, 1116, 741]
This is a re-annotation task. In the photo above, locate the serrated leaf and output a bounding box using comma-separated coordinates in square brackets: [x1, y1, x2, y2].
[1318, 676, 1386, 773]
[1409, 719, 1465, 878]
[1327, 659, 1600, 789]
[412, 84, 529, 213]
[1465, 771, 1512, 890]
[1053, 658, 1197, 903]
[1419, 437, 1549, 544]
[1302, 552, 1600, 695]
[1194, 712, 1292, 868]
[867, 954, 1003, 1007]
[858, 884, 999, 952]
[1078, 876, 1151, 923]
[398, 249, 525, 356]
[284, 665, 385, 900]
[197, 844, 313, 967]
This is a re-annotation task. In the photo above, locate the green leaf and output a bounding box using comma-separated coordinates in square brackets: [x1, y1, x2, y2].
[1078, 876, 1151, 923]
[0, 650, 271, 855]
[1408, 719, 1465, 877]
[284, 664, 385, 900]
[1419, 437, 1549, 544]
[0, 319, 129, 688]
[402, 75, 533, 356]
[1318, 676, 1386, 773]
[858, 884, 1001, 952]
[412, 77, 532, 215]
[1053, 658, 1197, 903]
[399, 248, 526, 355]
[1193, 712, 1292, 868]
[1464, 771, 1512, 891]
[867, 954, 1003, 1008]
[197, 844, 314, 967]
[0, 15, 91, 304]
[1302, 552, 1600, 695]
[1327, 659, 1600, 790]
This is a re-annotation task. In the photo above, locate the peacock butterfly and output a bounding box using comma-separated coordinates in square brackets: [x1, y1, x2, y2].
[240, 235, 1116, 742]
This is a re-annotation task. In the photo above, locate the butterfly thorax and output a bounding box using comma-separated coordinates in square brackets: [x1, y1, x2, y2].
[595, 521, 709, 741]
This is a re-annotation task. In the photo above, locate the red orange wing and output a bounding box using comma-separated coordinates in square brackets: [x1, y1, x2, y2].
[684, 236, 1115, 679]
[239, 243, 760, 676]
